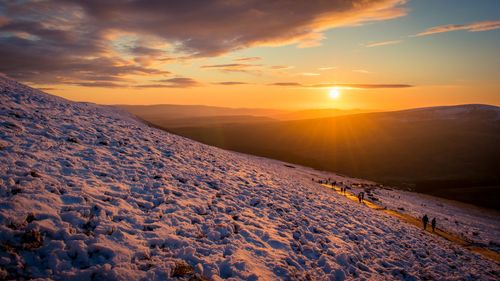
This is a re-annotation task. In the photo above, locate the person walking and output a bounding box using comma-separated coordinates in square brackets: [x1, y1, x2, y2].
[431, 218, 436, 232]
[422, 214, 429, 230]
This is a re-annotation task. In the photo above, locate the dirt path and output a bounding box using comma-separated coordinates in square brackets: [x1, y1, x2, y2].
[322, 184, 500, 263]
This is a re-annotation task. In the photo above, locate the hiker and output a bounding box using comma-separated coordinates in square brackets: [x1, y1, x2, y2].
[431, 218, 436, 232]
[358, 193, 362, 203]
[422, 214, 429, 230]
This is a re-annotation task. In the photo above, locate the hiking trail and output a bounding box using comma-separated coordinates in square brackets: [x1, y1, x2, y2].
[322, 184, 500, 263]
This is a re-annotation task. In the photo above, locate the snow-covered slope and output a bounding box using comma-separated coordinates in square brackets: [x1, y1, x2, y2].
[0, 76, 498, 280]
[384, 104, 500, 122]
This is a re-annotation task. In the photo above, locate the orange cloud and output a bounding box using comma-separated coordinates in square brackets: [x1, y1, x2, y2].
[201, 63, 262, 73]
[365, 39, 402, 47]
[415, 20, 500, 36]
[270, 65, 294, 70]
[234, 57, 262, 62]
[270, 82, 412, 89]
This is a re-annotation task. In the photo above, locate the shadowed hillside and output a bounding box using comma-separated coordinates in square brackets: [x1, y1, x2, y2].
[117, 104, 371, 128]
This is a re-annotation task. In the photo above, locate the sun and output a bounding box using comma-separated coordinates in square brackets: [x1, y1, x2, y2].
[329, 87, 341, 99]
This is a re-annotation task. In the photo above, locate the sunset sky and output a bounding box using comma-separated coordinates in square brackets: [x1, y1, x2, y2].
[0, 0, 499, 110]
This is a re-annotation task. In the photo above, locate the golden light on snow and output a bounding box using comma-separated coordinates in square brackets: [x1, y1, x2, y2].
[329, 87, 341, 99]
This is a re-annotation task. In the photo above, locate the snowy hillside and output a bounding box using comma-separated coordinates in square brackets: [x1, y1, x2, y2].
[385, 104, 500, 122]
[0, 75, 498, 280]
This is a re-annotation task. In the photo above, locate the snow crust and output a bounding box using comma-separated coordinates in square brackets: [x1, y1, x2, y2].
[1, 75, 499, 280]
[387, 104, 500, 122]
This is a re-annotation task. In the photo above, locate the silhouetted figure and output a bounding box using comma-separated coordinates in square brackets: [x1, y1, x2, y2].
[431, 218, 436, 232]
[422, 215, 429, 230]
[358, 193, 363, 203]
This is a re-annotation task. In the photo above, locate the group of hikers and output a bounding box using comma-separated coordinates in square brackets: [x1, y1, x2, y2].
[314, 177, 439, 233]
[357, 192, 365, 203]
[422, 214, 437, 232]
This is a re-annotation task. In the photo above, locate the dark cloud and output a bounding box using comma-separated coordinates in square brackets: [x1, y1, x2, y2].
[315, 83, 413, 89]
[136, 77, 201, 88]
[0, 36, 169, 85]
[0, 0, 407, 86]
[63, 0, 405, 56]
[271, 82, 413, 88]
[36, 87, 57, 91]
[127, 45, 173, 66]
[234, 57, 262, 62]
[214, 81, 249, 85]
[0, 18, 168, 85]
[129, 46, 165, 57]
[70, 81, 125, 88]
[201, 63, 261, 73]
[269, 82, 303, 87]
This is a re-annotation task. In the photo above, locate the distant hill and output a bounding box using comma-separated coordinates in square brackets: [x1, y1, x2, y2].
[274, 108, 372, 120]
[117, 104, 373, 128]
[117, 104, 284, 118]
[141, 115, 277, 128]
[150, 104, 500, 209]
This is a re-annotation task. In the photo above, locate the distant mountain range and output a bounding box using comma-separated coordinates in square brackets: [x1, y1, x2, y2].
[117, 104, 370, 127]
[121, 103, 500, 209]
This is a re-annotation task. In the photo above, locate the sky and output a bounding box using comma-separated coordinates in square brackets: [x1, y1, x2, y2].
[0, 0, 499, 110]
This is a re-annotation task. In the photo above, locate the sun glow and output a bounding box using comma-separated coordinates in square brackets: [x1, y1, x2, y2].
[329, 87, 341, 99]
